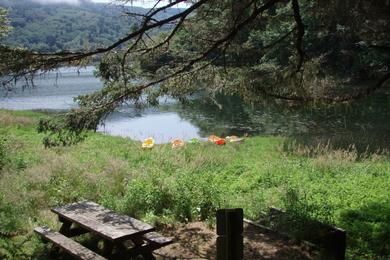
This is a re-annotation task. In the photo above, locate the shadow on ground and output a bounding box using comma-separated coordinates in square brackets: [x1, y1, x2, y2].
[156, 222, 312, 259]
[339, 202, 390, 258]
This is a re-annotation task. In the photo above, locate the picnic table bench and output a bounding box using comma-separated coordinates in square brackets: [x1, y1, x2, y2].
[34, 201, 173, 260]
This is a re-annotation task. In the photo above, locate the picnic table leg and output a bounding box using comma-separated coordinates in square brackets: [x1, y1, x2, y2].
[142, 251, 155, 260]
[49, 245, 61, 258]
[103, 240, 114, 256]
[107, 242, 129, 260]
[131, 236, 144, 247]
[131, 237, 155, 260]
[58, 217, 72, 237]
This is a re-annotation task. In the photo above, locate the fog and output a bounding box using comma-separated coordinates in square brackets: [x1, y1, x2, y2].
[30, 0, 81, 4]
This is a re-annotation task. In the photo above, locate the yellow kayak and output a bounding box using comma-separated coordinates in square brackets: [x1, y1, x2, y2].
[142, 137, 155, 148]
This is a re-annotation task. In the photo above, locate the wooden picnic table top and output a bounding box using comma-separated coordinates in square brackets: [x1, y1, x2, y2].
[51, 201, 155, 242]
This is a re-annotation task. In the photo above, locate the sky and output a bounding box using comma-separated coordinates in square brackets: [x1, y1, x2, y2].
[30, 0, 189, 8]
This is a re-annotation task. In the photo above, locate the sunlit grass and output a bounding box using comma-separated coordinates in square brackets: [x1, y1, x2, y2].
[0, 110, 389, 258]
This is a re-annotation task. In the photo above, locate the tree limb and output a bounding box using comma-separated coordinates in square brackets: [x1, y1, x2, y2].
[291, 0, 305, 72]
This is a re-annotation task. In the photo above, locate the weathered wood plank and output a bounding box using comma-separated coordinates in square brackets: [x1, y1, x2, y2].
[143, 232, 173, 246]
[34, 226, 106, 260]
[51, 201, 155, 241]
[268, 207, 346, 260]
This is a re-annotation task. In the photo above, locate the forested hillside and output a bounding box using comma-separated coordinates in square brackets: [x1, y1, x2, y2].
[0, 0, 181, 52]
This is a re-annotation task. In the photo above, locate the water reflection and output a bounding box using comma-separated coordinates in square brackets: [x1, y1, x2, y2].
[0, 67, 202, 142]
[0, 66, 102, 110]
[1, 67, 389, 150]
[99, 112, 201, 143]
[171, 94, 390, 153]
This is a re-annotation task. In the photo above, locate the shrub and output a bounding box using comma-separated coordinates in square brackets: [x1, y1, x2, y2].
[173, 172, 222, 222]
[0, 194, 24, 236]
[118, 178, 174, 219]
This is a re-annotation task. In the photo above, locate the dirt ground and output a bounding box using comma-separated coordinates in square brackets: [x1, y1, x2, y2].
[154, 222, 313, 259]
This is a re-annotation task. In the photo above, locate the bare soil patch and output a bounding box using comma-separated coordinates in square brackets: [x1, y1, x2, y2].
[155, 222, 313, 259]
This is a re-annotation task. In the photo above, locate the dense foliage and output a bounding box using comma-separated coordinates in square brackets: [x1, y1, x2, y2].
[0, 0, 181, 52]
[138, 0, 390, 102]
[0, 7, 10, 40]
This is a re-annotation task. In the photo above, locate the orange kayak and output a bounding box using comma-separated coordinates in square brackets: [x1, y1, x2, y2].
[171, 139, 185, 149]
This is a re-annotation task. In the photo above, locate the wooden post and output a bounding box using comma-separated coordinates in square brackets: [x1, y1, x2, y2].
[322, 228, 346, 260]
[216, 208, 244, 260]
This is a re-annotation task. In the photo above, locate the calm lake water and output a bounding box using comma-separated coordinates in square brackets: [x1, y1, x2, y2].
[1, 67, 389, 149]
[0, 67, 202, 142]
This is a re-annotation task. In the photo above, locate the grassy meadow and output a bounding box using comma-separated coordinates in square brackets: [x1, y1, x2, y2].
[0, 110, 389, 259]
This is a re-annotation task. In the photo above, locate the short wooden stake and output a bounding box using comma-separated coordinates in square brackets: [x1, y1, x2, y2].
[322, 227, 346, 260]
[216, 208, 244, 260]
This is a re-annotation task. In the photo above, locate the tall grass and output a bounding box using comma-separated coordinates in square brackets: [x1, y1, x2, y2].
[0, 110, 389, 258]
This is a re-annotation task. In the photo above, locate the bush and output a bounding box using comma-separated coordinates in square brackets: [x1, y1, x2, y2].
[0, 194, 24, 236]
[118, 178, 174, 219]
[116, 171, 222, 223]
[173, 172, 222, 222]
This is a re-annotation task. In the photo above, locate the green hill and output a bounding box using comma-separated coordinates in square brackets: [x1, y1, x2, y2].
[0, 0, 182, 52]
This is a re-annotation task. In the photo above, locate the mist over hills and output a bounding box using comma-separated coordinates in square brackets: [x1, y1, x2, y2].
[29, 0, 83, 4]
[0, 0, 182, 52]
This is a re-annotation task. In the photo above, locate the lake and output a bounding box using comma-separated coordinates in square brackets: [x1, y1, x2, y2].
[1, 66, 389, 150]
[0, 67, 202, 143]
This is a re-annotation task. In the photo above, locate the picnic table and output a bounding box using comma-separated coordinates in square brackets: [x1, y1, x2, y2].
[34, 201, 173, 260]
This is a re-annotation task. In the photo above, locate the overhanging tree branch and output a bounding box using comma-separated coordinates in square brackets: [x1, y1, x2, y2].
[291, 0, 305, 72]
[3, 0, 389, 146]
[39, 0, 286, 134]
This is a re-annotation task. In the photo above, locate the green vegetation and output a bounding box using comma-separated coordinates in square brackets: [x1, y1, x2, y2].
[6, 0, 386, 144]
[139, 0, 390, 102]
[1, 1, 389, 258]
[0, 7, 11, 40]
[0, 110, 389, 258]
[0, 0, 181, 52]
[2, 0, 131, 52]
